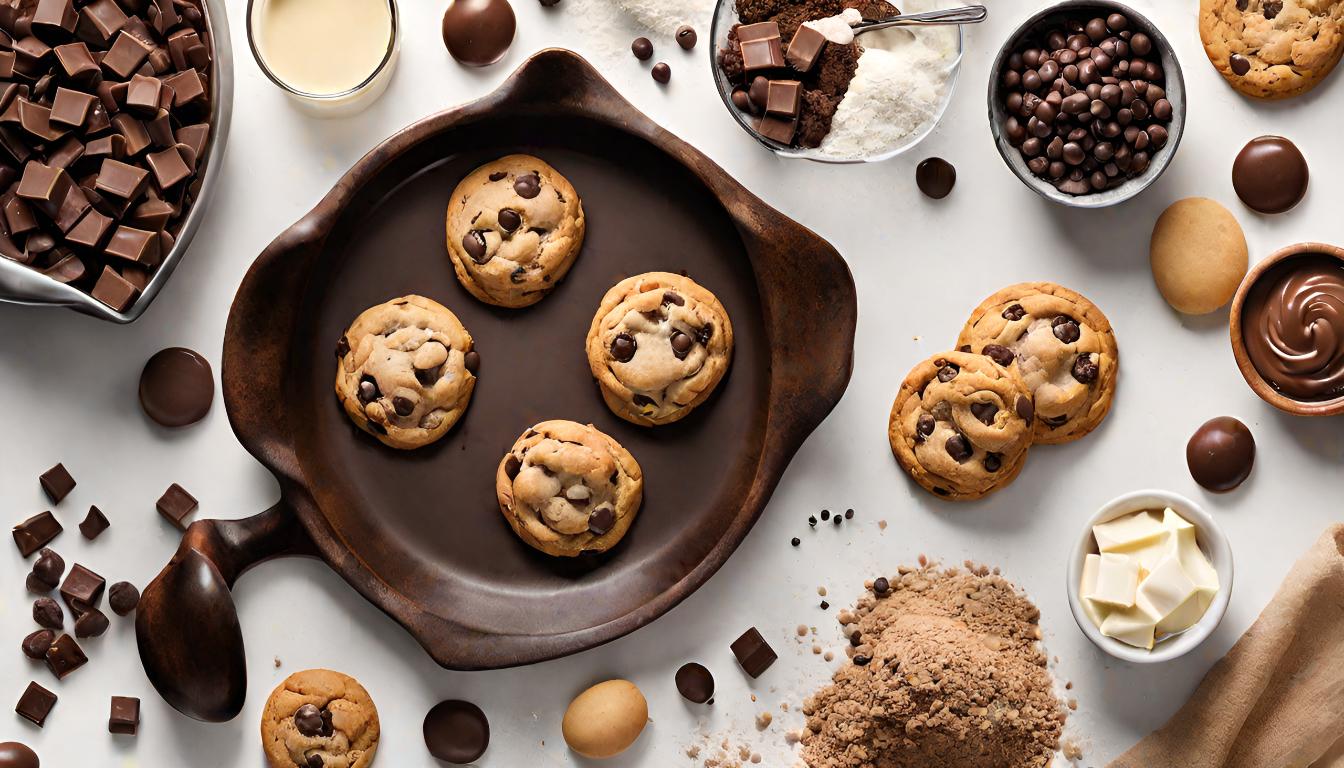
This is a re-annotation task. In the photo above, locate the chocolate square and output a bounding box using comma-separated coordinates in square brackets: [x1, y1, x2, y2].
[163, 68, 205, 106]
[54, 184, 91, 233]
[60, 563, 105, 613]
[92, 264, 139, 310]
[730, 627, 777, 678]
[125, 73, 161, 117]
[175, 123, 208, 158]
[50, 87, 95, 128]
[95, 158, 149, 200]
[16, 161, 71, 212]
[109, 696, 140, 735]
[786, 23, 827, 72]
[12, 511, 63, 557]
[101, 30, 152, 79]
[47, 135, 86, 169]
[16, 681, 57, 727]
[3, 193, 37, 235]
[104, 224, 160, 265]
[40, 462, 76, 503]
[66, 207, 112, 247]
[32, 0, 78, 35]
[130, 198, 173, 230]
[112, 113, 151, 155]
[42, 253, 86, 283]
[741, 40, 784, 72]
[146, 145, 189, 187]
[18, 98, 68, 142]
[79, 505, 110, 539]
[85, 134, 126, 160]
[81, 0, 129, 42]
[44, 634, 87, 679]
[156, 482, 197, 530]
[764, 79, 802, 118]
[756, 114, 798, 144]
[0, 50, 15, 78]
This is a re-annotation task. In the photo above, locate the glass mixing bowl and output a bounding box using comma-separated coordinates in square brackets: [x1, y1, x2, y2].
[709, 0, 964, 163]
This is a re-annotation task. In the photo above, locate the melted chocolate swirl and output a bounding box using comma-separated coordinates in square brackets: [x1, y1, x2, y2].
[1243, 255, 1344, 401]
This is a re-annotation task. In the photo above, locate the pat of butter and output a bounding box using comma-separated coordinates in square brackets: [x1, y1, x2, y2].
[1101, 605, 1157, 650]
[1086, 552, 1140, 607]
[1079, 554, 1112, 628]
[1093, 510, 1166, 553]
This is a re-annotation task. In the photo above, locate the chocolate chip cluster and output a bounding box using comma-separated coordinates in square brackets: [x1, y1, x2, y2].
[998, 12, 1173, 195]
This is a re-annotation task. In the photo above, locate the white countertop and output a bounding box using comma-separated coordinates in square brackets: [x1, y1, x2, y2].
[3, 0, 1343, 764]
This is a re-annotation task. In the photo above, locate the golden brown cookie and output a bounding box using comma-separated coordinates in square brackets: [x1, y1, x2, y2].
[1150, 198, 1248, 314]
[334, 295, 478, 450]
[888, 351, 1035, 501]
[1200, 0, 1344, 99]
[497, 420, 643, 557]
[956, 282, 1118, 445]
[261, 669, 379, 768]
[445, 154, 586, 308]
[585, 272, 734, 427]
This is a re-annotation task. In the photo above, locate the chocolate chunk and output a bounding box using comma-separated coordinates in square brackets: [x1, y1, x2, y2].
[676, 24, 697, 50]
[34, 0, 78, 34]
[145, 145, 190, 187]
[139, 347, 213, 427]
[916, 413, 936, 437]
[102, 30, 152, 78]
[873, 577, 890, 595]
[984, 452, 1002, 472]
[358, 375, 379, 403]
[109, 696, 140, 735]
[983, 344, 1015, 366]
[497, 207, 521, 232]
[91, 266, 139, 311]
[730, 627, 777, 678]
[306, 755, 323, 768]
[108, 581, 140, 615]
[915, 158, 956, 199]
[155, 482, 197, 530]
[464, 349, 480, 374]
[1229, 53, 1250, 76]
[945, 433, 972, 462]
[587, 506, 615, 536]
[936, 364, 959, 382]
[1071, 354, 1099, 383]
[60, 563, 105, 613]
[16, 162, 71, 214]
[1051, 316, 1081, 343]
[33, 597, 64, 629]
[50, 88, 94, 128]
[1018, 397, 1035, 425]
[513, 172, 540, 199]
[392, 395, 414, 417]
[22, 630, 55, 660]
[54, 41, 99, 78]
[970, 402, 999, 426]
[96, 158, 149, 200]
[125, 74, 162, 117]
[764, 79, 802, 118]
[1263, 0, 1282, 18]
[294, 703, 324, 737]
[487, 170, 507, 182]
[738, 22, 784, 71]
[631, 36, 652, 60]
[32, 548, 65, 587]
[755, 113, 796, 144]
[423, 699, 490, 764]
[670, 330, 693, 359]
[462, 230, 487, 263]
[105, 225, 160, 265]
[44, 633, 86, 679]
[675, 662, 715, 703]
[504, 455, 521, 479]
[785, 23, 826, 72]
[1002, 303, 1026, 321]
[15, 682, 57, 726]
[74, 607, 109, 638]
[610, 333, 636, 362]
[13, 511, 63, 557]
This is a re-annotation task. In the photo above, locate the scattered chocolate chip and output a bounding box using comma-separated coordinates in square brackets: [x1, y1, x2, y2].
[423, 699, 491, 764]
[853, 655, 871, 666]
[808, 515, 817, 527]
[1229, 53, 1250, 76]
[513, 173, 540, 199]
[915, 158, 956, 199]
[39, 463, 76, 504]
[497, 208, 521, 232]
[1052, 316, 1081, 343]
[79, 506, 110, 540]
[984, 453, 1003, 472]
[294, 704, 324, 737]
[32, 548, 65, 589]
[12, 512, 63, 558]
[33, 597, 64, 629]
[509, 266, 525, 283]
[1002, 304, 1026, 321]
[462, 349, 480, 375]
[791, 537, 800, 547]
[610, 333, 637, 362]
[26, 573, 52, 595]
[832, 515, 842, 526]
[156, 484, 198, 531]
[108, 582, 140, 616]
[1071, 354, 1099, 383]
[15, 681, 57, 727]
[970, 402, 999, 426]
[306, 754, 323, 768]
[44, 634, 87, 679]
[697, 324, 714, 344]
[587, 506, 616, 536]
[652, 62, 671, 83]
[109, 696, 140, 736]
[462, 230, 488, 264]
[489, 171, 508, 181]
[945, 434, 972, 463]
[873, 577, 890, 595]
[675, 662, 715, 703]
[1263, 0, 1282, 18]
[676, 25, 698, 50]
[632, 37, 653, 60]
[139, 347, 214, 427]
[936, 364, 959, 382]
[730, 627, 777, 678]
[983, 344, 1015, 366]
[820, 510, 830, 521]
[22, 630, 55, 660]
[820, 600, 830, 610]
[320, 709, 334, 737]
[74, 608, 109, 638]
[670, 330, 693, 359]
[844, 508, 854, 519]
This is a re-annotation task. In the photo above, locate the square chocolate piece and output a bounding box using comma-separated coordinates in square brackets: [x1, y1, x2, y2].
[786, 23, 827, 72]
[756, 114, 798, 144]
[125, 74, 161, 117]
[53, 42, 99, 80]
[60, 563, 106, 613]
[44, 634, 87, 679]
[105, 225, 160, 265]
[66, 208, 113, 248]
[80, 505, 110, 539]
[739, 22, 785, 72]
[12, 511, 62, 558]
[145, 145, 190, 188]
[16, 681, 57, 727]
[50, 87, 95, 128]
[92, 265, 140, 311]
[730, 627, 778, 678]
[33, 0, 78, 35]
[156, 482, 198, 530]
[764, 79, 802, 118]
[16, 162, 73, 213]
[109, 696, 139, 735]
[40, 462, 76, 504]
[102, 31, 153, 79]
[95, 158, 150, 200]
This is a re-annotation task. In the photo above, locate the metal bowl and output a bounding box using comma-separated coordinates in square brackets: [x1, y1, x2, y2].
[987, 0, 1185, 208]
[0, 0, 234, 323]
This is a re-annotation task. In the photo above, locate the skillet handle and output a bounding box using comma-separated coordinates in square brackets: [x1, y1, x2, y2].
[135, 502, 314, 722]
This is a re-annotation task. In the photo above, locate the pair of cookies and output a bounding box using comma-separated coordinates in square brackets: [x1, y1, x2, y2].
[1200, 0, 1344, 99]
[889, 283, 1119, 501]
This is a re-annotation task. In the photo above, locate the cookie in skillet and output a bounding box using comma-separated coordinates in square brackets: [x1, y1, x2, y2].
[334, 295, 479, 450]
[586, 272, 734, 426]
[445, 154, 586, 308]
[261, 669, 379, 768]
[956, 282, 1118, 445]
[1199, 0, 1344, 99]
[888, 351, 1036, 501]
[497, 420, 644, 557]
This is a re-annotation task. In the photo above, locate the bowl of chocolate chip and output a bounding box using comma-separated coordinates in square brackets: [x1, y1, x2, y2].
[0, 0, 232, 322]
[989, 1, 1185, 207]
[1230, 242, 1344, 416]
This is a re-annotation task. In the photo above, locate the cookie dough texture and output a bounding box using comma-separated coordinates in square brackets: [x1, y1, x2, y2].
[1200, 0, 1344, 99]
[1150, 198, 1249, 314]
[335, 295, 477, 450]
[957, 282, 1118, 445]
[586, 272, 734, 426]
[497, 420, 643, 557]
[446, 154, 586, 308]
[888, 351, 1035, 501]
[261, 669, 379, 768]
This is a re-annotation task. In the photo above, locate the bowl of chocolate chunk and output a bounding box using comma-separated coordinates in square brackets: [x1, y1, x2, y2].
[1230, 242, 1344, 416]
[0, 0, 232, 322]
[989, 1, 1185, 207]
[712, 0, 966, 162]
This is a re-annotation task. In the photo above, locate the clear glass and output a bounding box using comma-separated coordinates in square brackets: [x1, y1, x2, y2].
[710, 0, 964, 164]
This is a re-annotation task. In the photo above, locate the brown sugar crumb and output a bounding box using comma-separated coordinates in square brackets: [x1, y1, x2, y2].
[756, 711, 773, 730]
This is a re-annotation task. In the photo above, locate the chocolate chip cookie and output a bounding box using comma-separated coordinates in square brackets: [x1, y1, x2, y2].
[446, 155, 586, 308]
[335, 295, 478, 450]
[1200, 0, 1344, 99]
[261, 669, 379, 768]
[586, 272, 734, 426]
[888, 351, 1036, 501]
[956, 282, 1118, 445]
[497, 420, 643, 557]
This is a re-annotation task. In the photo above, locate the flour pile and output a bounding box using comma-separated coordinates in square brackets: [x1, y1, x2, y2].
[800, 562, 1066, 768]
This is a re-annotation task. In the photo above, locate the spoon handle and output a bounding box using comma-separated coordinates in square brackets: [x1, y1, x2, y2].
[856, 4, 988, 34]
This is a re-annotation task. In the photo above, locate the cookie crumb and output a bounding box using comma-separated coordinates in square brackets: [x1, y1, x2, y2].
[273, 656, 282, 668]
[755, 712, 773, 730]
[878, 519, 888, 531]
[817, 586, 827, 597]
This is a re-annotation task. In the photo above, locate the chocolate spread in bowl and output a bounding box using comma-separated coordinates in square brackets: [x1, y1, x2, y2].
[1241, 253, 1344, 402]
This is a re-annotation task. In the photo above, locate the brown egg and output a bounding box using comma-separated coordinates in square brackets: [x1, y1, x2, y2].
[561, 679, 648, 758]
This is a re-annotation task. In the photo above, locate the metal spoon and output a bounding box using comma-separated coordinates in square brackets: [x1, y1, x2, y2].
[854, 4, 987, 37]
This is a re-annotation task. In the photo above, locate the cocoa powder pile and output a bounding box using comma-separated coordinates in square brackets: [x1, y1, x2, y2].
[799, 562, 1066, 768]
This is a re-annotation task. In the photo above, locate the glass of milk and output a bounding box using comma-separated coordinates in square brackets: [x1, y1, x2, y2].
[246, 0, 400, 117]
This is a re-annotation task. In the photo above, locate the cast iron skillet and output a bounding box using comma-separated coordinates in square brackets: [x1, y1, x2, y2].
[135, 49, 856, 723]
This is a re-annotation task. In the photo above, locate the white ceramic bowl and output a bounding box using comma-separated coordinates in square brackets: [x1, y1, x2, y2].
[1067, 489, 1233, 664]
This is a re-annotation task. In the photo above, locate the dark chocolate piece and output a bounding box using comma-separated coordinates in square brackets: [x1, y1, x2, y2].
[60, 562, 106, 613]
[54, 42, 99, 79]
[1231, 135, 1308, 214]
[79, 505, 110, 539]
[785, 23, 826, 72]
[140, 347, 214, 427]
[440, 0, 516, 67]
[915, 157, 956, 199]
[12, 511, 63, 557]
[91, 265, 139, 310]
[22, 630, 55, 660]
[145, 145, 190, 187]
[33, 0, 78, 35]
[109, 696, 140, 735]
[33, 597, 64, 629]
[125, 73, 161, 116]
[675, 662, 715, 703]
[16, 162, 72, 214]
[108, 581, 140, 615]
[651, 61, 670, 84]
[15, 682, 57, 727]
[423, 699, 490, 764]
[730, 627, 777, 678]
[74, 607, 109, 637]
[1187, 416, 1256, 492]
[102, 30, 152, 78]
[66, 208, 112, 247]
[32, 548, 65, 588]
[156, 482, 197, 530]
[44, 634, 87, 679]
[41, 253, 86, 283]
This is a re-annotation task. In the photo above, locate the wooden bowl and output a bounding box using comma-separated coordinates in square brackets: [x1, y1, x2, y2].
[1228, 242, 1344, 416]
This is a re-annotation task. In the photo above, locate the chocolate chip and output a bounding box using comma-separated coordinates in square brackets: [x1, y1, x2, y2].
[1072, 354, 1099, 383]
[33, 548, 65, 589]
[652, 62, 671, 83]
[1002, 304, 1026, 321]
[820, 510, 830, 521]
[1043, 414, 1069, 428]
[1263, 0, 1282, 18]
[74, 608, 109, 638]
[873, 577, 890, 595]
[498, 208, 521, 232]
[416, 367, 440, 386]
[676, 25, 697, 50]
[336, 336, 350, 358]
[392, 396, 414, 417]
[1229, 53, 1250, 76]
[358, 376, 379, 404]
[307, 754, 323, 768]
[295, 704, 324, 737]
[853, 655, 871, 666]
[631, 37, 653, 60]
[930, 401, 952, 421]
[22, 629, 55, 660]
[983, 344, 1015, 366]
[510, 267, 525, 283]
[845, 508, 854, 519]
[34, 597, 63, 629]
[505, 455, 521, 479]
[970, 402, 999, 426]
[670, 330, 693, 359]
[588, 507, 615, 536]
[697, 324, 713, 344]
[610, 333, 637, 362]
[514, 173, 540, 199]
[662, 291, 684, 306]
[791, 537, 800, 547]
[1015, 395, 1034, 424]
[489, 171, 508, 181]
[462, 230, 488, 264]
[1052, 316, 1081, 343]
[39, 463, 76, 505]
[320, 709, 334, 737]
[936, 364, 959, 383]
[945, 434, 972, 463]
[675, 662, 714, 704]
[984, 453, 1003, 472]
[108, 582, 140, 616]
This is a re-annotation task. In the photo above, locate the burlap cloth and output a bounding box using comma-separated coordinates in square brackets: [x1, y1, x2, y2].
[1109, 524, 1344, 768]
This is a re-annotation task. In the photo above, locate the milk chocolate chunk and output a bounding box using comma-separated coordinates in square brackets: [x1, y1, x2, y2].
[102, 30, 152, 78]
[764, 79, 801, 118]
[54, 184, 90, 231]
[145, 145, 189, 187]
[175, 122, 208, 157]
[66, 207, 111, 247]
[82, 0, 128, 41]
[125, 74, 161, 116]
[12, 511, 62, 557]
[39, 462, 76, 504]
[33, 597, 63, 629]
[785, 23, 826, 72]
[163, 67, 205, 106]
[111, 113, 152, 155]
[91, 265, 139, 310]
[50, 88, 94, 128]
[41, 252, 85, 282]
[96, 158, 149, 199]
[105, 225, 159, 264]
[44, 634, 87, 679]
[60, 563, 105, 613]
[730, 627, 777, 678]
[16, 161, 71, 212]
[109, 696, 139, 735]
[3, 194, 36, 234]
[156, 482, 197, 530]
[15, 681, 57, 726]
[47, 135, 85, 169]
[738, 22, 784, 71]
[79, 505, 110, 539]
[32, 0, 78, 35]
[0, 51, 14, 78]
[756, 114, 797, 144]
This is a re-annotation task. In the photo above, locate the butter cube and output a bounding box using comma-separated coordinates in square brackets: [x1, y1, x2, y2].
[1136, 553, 1199, 622]
[1086, 552, 1140, 608]
[1101, 605, 1157, 650]
[1079, 554, 1112, 628]
[1093, 510, 1166, 553]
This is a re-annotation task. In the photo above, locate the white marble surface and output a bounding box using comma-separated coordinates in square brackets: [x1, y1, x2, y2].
[3, 0, 1343, 765]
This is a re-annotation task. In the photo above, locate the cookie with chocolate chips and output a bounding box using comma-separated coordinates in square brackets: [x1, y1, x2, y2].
[497, 420, 644, 557]
[585, 272, 735, 426]
[261, 669, 379, 768]
[334, 295, 478, 450]
[1200, 0, 1344, 99]
[888, 351, 1036, 501]
[445, 154, 586, 308]
[956, 282, 1118, 445]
